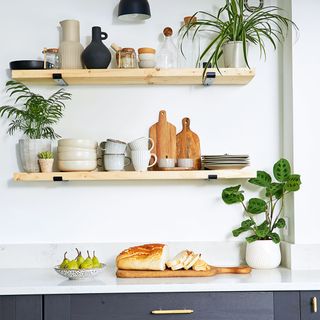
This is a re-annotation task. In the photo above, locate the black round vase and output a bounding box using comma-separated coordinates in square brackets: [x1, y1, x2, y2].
[82, 26, 111, 69]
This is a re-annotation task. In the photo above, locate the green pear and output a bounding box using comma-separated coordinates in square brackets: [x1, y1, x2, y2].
[76, 248, 84, 267]
[92, 251, 102, 268]
[80, 251, 93, 269]
[66, 259, 79, 270]
[59, 252, 69, 269]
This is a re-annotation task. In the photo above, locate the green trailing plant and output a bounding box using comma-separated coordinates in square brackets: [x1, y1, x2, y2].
[38, 151, 54, 159]
[0, 80, 71, 139]
[222, 159, 301, 244]
[180, 0, 297, 71]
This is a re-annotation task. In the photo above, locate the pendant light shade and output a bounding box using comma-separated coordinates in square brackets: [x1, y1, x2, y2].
[118, 0, 151, 21]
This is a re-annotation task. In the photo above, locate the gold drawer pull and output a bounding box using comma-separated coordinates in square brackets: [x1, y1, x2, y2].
[151, 309, 194, 315]
[312, 297, 318, 313]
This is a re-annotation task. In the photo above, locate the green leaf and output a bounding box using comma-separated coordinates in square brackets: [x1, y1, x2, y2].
[246, 235, 259, 243]
[269, 233, 281, 244]
[222, 185, 244, 204]
[248, 171, 271, 187]
[241, 219, 255, 228]
[255, 221, 270, 238]
[273, 158, 291, 182]
[266, 183, 284, 199]
[232, 226, 251, 237]
[247, 198, 267, 214]
[284, 174, 301, 192]
[275, 218, 286, 229]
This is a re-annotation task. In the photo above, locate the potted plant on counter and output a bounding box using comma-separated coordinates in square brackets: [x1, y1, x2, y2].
[38, 151, 54, 173]
[181, 0, 297, 70]
[0, 80, 71, 172]
[222, 159, 301, 269]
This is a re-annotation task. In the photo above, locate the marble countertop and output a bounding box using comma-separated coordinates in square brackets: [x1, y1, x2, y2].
[1, 267, 320, 295]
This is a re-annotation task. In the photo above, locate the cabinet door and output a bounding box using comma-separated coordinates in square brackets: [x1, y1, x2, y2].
[0, 295, 42, 320]
[274, 292, 300, 320]
[301, 291, 320, 320]
[44, 292, 274, 320]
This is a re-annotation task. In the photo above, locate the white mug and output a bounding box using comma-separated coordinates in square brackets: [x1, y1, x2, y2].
[178, 158, 194, 168]
[131, 150, 157, 172]
[100, 139, 127, 154]
[104, 154, 131, 171]
[129, 137, 154, 152]
[158, 158, 175, 168]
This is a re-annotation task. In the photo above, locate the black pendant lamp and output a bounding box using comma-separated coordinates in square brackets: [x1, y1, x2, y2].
[118, 0, 151, 21]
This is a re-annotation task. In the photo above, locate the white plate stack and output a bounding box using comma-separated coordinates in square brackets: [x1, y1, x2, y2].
[57, 139, 98, 172]
[201, 154, 250, 170]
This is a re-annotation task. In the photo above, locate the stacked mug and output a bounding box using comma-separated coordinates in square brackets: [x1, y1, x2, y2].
[101, 139, 131, 171]
[129, 137, 157, 172]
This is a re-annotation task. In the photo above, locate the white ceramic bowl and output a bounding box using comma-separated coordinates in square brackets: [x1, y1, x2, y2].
[58, 160, 97, 172]
[58, 151, 97, 161]
[54, 264, 106, 280]
[139, 53, 156, 61]
[57, 146, 97, 153]
[139, 60, 156, 68]
[58, 139, 98, 149]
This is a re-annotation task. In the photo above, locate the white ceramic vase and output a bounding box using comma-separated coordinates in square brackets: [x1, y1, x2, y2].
[223, 41, 247, 68]
[245, 240, 281, 269]
[19, 139, 52, 173]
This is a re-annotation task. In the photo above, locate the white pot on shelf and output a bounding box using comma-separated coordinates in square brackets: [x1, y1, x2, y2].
[223, 41, 247, 68]
[245, 240, 281, 269]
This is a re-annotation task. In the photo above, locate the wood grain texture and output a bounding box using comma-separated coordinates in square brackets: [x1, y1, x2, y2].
[149, 110, 176, 168]
[176, 117, 201, 169]
[116, 265, 251, 278]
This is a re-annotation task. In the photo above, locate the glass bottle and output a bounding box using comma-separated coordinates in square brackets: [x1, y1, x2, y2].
[117, 48, 137, 68]
[42, 48, 60, 69]
[157, 27, 178, 68]
[178, 16, 201, 68]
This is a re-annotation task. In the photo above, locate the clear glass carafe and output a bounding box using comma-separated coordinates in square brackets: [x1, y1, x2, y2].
[157, 27, 178, 68]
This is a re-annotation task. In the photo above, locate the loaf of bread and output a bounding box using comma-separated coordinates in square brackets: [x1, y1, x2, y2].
[116, 244, 169, 271]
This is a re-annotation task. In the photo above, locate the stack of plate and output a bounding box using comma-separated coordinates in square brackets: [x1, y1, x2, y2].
[57, 139, 98, 172]
[201, 154, 250, 170]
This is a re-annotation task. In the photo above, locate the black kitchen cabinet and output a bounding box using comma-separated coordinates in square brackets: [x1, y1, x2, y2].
[0, 295, 42, 320]
[301, 291, 320, 320]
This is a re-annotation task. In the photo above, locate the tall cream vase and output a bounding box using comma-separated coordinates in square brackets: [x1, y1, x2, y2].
[59, 20, 84, 69]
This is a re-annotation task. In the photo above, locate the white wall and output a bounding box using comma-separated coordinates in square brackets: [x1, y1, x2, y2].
[0, 0, 281, 244]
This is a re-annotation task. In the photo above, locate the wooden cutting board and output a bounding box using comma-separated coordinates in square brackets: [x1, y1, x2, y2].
[149, 110, 176, 168]
[176, 118, 201, 170]
[116, 265, 251, 278]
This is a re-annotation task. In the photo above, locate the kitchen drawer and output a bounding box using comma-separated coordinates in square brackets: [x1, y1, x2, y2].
[0, 295, 42, 320]
[44, 292, 274, 320]
[301, 291, 320, 320]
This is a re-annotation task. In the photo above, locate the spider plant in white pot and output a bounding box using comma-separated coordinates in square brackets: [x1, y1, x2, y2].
[181, 0, 297, 70]
[0, 80, 71, 172]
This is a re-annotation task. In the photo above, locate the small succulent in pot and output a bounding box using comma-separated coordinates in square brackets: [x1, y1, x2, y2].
[222, 159, 301, 244]
[38, 151, 54, 173]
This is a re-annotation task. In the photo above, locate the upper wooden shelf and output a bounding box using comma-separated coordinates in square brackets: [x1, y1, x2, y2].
[13, 169, 255, 182]
[11, 68, 255, 86]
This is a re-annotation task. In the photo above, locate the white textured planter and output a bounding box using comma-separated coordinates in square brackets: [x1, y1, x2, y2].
[19, 139, 52, 173]
[223, 41, 247, 68]
[246, 240, 281, 269]
[39, 159, 54, 173]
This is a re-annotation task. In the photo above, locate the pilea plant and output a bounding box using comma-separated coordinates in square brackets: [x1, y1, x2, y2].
[222, 159, 301, 244]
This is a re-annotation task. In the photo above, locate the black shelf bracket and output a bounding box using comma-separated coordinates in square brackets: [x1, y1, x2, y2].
[207, 174, 218, 180]
[52, 73, 68, 86]
[53, 176, 68, 182]
[203, 71, 216, 86]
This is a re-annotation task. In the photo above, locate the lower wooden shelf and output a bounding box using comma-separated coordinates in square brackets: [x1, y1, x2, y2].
[13, 169, 255, 182]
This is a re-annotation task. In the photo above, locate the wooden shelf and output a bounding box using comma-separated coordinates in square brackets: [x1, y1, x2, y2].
[11, 68, 255, 86]
[13, 169, 255, 182]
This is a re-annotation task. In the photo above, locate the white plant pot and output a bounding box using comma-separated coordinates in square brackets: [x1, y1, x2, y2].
[19, 139, 52, 173]
[39, 159, 54, 173]
[245, 240, 281, 269]
[223, 41, 247, 68]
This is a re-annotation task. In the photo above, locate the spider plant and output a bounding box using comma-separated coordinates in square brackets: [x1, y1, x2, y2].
[181, 0, 297, 71]
[0, 80, 71, 139]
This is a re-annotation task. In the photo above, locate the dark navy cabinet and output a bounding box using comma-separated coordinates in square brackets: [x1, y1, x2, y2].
[301, 291, 320, 320]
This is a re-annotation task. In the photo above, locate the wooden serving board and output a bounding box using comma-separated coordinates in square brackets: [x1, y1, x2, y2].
[176, 118, 201, 170]
[116, 265, 251, 278]
[149, 110, 176, 169]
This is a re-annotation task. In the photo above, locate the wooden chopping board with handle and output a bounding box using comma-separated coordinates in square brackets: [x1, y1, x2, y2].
[149, 110, 176, 164]
[176, 118, 201, 170]
[116, 265, 251, 278]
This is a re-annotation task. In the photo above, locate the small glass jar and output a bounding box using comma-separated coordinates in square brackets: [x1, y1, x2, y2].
[116, 48, 137, 68]
[43, 48, 60, 69]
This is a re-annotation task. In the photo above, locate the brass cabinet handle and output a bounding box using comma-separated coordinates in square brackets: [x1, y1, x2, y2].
[151, 309, 194, 315]
[312, 297, 318, 313]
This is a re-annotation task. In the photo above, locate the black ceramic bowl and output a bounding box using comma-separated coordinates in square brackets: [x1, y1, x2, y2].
[9, 60, 54, 70]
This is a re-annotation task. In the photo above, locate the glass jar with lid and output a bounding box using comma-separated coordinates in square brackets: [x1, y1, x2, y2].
[116, 48, 137, 68]
[42, 48, 60, 69]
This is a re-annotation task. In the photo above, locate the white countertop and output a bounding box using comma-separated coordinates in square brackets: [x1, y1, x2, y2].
[1, 267, 320, 295]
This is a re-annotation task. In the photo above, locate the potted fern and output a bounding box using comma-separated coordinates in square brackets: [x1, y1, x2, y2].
[0, 80, 71, 173]
[222, 159, 301, 269]
[181, 0, 297, 69]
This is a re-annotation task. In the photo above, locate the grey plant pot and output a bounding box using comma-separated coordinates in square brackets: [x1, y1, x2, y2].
[19, 139, 52, 173]
[223, 41, 247, 68]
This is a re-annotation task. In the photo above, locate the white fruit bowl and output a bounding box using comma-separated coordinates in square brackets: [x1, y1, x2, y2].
[54, 263, 107, 280]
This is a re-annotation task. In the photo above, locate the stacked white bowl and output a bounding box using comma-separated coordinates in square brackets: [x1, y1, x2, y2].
[57, 139, 98, 172]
